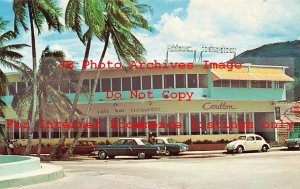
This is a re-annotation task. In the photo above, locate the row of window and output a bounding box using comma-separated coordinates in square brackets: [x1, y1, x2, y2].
[213, 80, 285, 88]
[7, 74, 208, 95]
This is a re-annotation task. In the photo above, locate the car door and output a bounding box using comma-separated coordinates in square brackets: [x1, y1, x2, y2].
[244, 136, 256, 151]
[126, 139, 139, 155]
[255, 136, 265, 149]
[110, 139, 126, 155]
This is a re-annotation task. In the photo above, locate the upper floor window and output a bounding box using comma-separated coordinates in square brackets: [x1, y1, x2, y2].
[132, 77, 141, 90]
[164, 74, 174, 88]
[153, 75, 162, 89]
[8, 82, 16, 95]
[176, 74, 186, 88]
[101, 78, 111, 92]
[187, 74, 197, 88]
[112, 78, 121, 91]
[122, 77, 131, 91]
[142, 76, 151, 90]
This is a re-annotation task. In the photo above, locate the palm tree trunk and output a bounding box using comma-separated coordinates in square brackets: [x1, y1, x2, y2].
[37, 94, 44, 157]
[65, 32, 110, 157]
[0, 125, 12, 155]
[50, 37, 92, 158]
[25, 3, 38, 156]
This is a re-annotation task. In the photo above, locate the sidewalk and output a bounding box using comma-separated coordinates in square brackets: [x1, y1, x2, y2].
[181, 146, 287, 155]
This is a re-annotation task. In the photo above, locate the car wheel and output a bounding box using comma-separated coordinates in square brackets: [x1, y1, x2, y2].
[98, 151, 107, 160]
[108, 155, 115, 159]
[236, 146, 243, 154]
[137, 152, 146, 159]
[165, 150, 171, 156]
[261, 145, 268, 152]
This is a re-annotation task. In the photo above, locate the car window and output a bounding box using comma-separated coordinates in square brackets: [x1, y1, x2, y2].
[124, 140, 137, 145]
[238, 136, 246, 140]
[247, 136, 255, 141]
[167, 139, 175, 143]
[156, 139, 165, 144]
[115, 140, 125, 145]
[140, 139, 149, 145]
[255, 136, 262, 140]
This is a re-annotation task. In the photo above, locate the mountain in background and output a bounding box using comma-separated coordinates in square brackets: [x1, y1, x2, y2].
[234, 40, 300, 101]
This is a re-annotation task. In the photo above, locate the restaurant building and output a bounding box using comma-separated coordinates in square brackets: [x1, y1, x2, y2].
[1, 63, 294, 143]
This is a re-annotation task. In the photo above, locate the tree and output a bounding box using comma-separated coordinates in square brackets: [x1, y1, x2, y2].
[0, 17, 29, 155]
[13, 0, 63, 155]
[63, 0, 152, 157]
[11, 46, 82, 156]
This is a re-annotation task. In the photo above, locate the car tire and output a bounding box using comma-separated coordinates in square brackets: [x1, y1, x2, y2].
[261, 145, 268, 152]
[98, 151, 107, 160]
[165, 150, 171, 156]
[137, 152, 146, 159]
[236, 146, 243, 154]
[108, 155, 115, 159]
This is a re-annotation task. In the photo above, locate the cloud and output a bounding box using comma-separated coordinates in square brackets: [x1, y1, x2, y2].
[137, 0, 300, 62]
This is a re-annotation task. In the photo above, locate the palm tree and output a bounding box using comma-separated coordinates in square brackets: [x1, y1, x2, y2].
[11, 46, 82, 156]
[0, 17, 29, 154]
[61, 0, 152, 157]
[13, 0, 63, 155]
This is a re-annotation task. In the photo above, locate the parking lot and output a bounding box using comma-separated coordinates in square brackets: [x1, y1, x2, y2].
[11, 150, 300, 189]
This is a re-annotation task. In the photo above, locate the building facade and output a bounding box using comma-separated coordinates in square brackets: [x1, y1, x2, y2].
[1, 63, 294, 143]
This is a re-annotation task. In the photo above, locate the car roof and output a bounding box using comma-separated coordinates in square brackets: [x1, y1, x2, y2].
[119, 138, 146, 140]
[239, 134, 262, 137]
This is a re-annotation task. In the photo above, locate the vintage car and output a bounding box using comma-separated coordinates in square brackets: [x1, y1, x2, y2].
[155, 137, 189, 156]
[284, 138, 300, 149]
[61, 140, 97, 155]
[284, 125, 300, 150]
[225, 134, 270, 154]
[92, 138, 166, 159]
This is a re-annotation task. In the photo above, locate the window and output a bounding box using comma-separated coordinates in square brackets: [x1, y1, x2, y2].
[112, 78, 121, 91]
[258, 81, 266, 88]
[156, 139, 164, 144]
[122, 77, 131, 91]
[266, 81, 272, 88]
[96, 79, 101, 92]
[176, 74, 186, 88]
[60, 80, 70, 93]
[213, 80, 221, 87]
[247, 136, 254, 141]
[153, 75, 162, 89]
[8, 82, 16, 95]
[199, 74, 208, 88]
[231, 80, 239, 88]
[70, 80, 78, 93]
[221, 80, 230, 87]
[82, 79, 90, 92]
[17, 82, 26, 93]
[101, 78, 111, 92]
[132, 77, 141, 90]
[142, 76, 151, 90]
[251, 81, 259, 88]
[188, 74, 197, 88]
[240, 80, 247, 88]
[255, 136, 262, 140]
[164, 74, 174, 88]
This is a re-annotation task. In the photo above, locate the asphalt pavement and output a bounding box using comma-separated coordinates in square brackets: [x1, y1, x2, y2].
[10, 149, 300, 189]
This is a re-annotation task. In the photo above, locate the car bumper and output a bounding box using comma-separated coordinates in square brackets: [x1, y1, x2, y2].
[180, 147, 189, 152]
[284, 143, 300, 148]
[156, 150, 166, 155]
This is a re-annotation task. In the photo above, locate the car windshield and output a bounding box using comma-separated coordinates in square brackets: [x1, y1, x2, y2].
[238, 136, 246, 140]
[167, 139, 175, 143]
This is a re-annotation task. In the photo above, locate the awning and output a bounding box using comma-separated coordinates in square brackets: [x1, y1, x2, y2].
[212, 70, 294, 82]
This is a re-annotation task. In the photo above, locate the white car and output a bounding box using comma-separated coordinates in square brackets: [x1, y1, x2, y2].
[225, 134, 270, 154]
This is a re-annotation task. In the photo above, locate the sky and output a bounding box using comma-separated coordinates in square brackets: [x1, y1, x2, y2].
[1, 0, 300, 72]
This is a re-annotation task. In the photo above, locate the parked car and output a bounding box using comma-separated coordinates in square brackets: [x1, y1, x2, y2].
[155, 137, 188, 156]
[92, 138, 166, 159]
[61, 140, 97, 155]
[225, 134, 270, 154]
[284, 125, 300, 150]
[284, 138, 300, 149]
